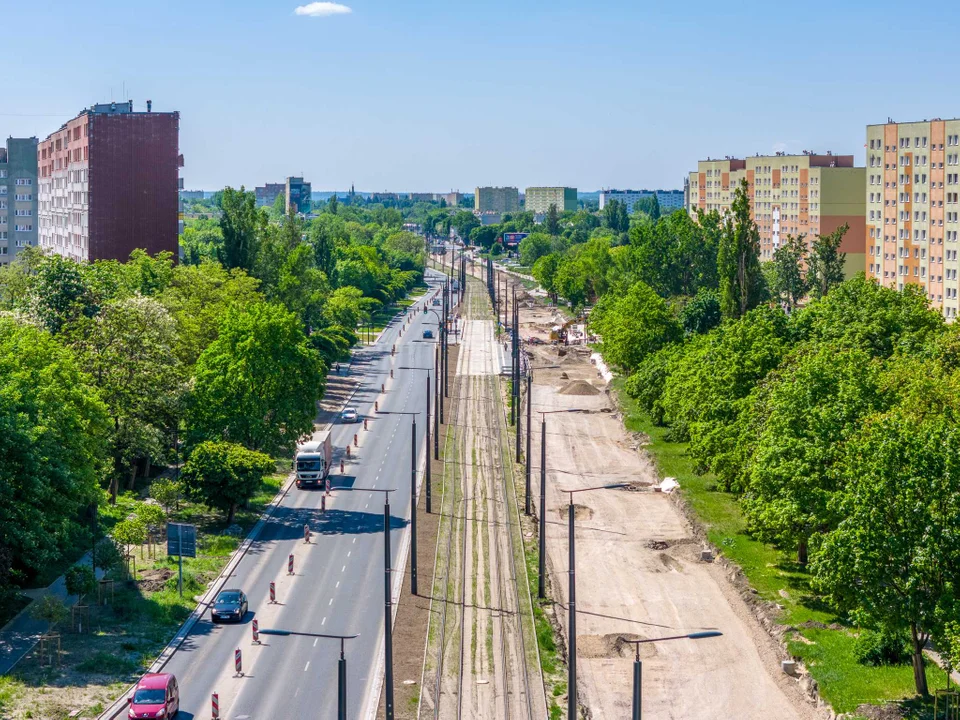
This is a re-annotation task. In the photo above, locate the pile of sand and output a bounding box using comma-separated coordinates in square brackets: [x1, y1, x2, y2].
[558, 380, 601, 396]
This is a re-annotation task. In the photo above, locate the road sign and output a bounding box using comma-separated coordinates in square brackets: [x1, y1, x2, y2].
[166, 523, 197, 558]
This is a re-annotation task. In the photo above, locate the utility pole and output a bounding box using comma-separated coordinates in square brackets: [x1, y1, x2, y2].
[411, 416, 417, 595]
[525, 373, 532, 514]
[539, 416, 547, 599]
[426, 374, 432, 513]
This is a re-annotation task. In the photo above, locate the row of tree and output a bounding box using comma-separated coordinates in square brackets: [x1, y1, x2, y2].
[0, 192, 426, 599]
[566, 180, 955, 696]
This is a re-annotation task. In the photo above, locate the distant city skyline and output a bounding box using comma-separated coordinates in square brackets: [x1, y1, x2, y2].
[4, 0, 960, 191]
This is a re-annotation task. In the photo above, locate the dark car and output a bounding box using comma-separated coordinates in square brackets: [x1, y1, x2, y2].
[422, 328, 434, 339]
[211, 589, 248, 623]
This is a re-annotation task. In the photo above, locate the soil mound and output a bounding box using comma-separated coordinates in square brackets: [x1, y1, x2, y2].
[558, 380, 600, 396]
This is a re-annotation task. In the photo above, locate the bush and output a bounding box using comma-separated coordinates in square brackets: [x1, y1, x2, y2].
[853, 628, 912, 666]
[29, 595, 68, 628]
[93, 537, 123, 574]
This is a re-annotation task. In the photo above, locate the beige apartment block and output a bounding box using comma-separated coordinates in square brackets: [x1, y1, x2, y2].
[688, 153, 865, 278]
[865, 118, 960, 319]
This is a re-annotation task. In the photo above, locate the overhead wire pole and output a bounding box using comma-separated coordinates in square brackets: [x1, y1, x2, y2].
[426, 373, 432, 513]
[525, 372, 532, 514]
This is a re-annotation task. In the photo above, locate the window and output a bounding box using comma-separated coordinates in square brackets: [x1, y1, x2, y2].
[14, 225, 32, 232]
[14, 178, 32, 186]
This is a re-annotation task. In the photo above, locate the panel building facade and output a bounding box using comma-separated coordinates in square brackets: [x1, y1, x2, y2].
[600, 189, 684, 213]
[285, 176, 311, 214]
[474, 186, 519, 213]
[37, 101, 181, 263]
[525, 187, 577, 213]
[688, 153, 865, 277]
[0, 137, 39, 265]
[865, 119, 960, 318]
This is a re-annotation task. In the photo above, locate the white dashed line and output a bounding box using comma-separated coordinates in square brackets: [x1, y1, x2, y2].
[336, 581, 340, 588]
[341, 565, 346, 572]
[347, 551, 351, 557]
[322, 617, 326, 626]
[304, 661, 310, 672]
[353, 538, 356, 544]
[329, 598, 333, 606]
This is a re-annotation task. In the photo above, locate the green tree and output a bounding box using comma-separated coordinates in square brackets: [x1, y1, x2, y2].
[518, 233, 553, 267]
[160, 261, 264, 368]
[328, 194, 339, 215]
[269, 192, 287, 221]
[590, 281, 683, 371]
[812, 407, 960, 696]
[134, 502, 166, 533]
[189, 303, 325, 455]
[181, 441, 274, 524]
[769, 234, 808, 312]
[603, 199, 629, 233]
[679, 288, 722, 335]
[717, 179, 765, 319]
[218, 187, 264, 273]
[742, 344, 886, 564]
[150, 477, 183, 515]
[65, 565, 97, 601]
[545, 204, 560, 236]
[532, 254, 561, 299]
[112, 518, 147, 559]
[26, 254, 98, 334]
[30, 595, 69, 629]
[451, 211, 480, 241]
[74, 296, 184, 502]
[0, 317, 110, 583]
[808, 223, 848, 299]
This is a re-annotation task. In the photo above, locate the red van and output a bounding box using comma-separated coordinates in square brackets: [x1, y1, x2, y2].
[128, 673, 179, 719]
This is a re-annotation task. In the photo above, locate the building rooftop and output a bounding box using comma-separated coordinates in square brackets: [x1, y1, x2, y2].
[866, 117, 960, 127]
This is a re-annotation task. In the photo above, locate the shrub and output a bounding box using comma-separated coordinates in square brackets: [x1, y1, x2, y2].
[853, 628, 911, 666]
[64, 565, 97, 600]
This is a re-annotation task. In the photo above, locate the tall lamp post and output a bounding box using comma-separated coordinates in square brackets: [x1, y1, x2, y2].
[397, 367, 435, 514]
[619, 631, 723, 720]
[335, 486, 397, 719]
[379, 411, 421, 595]
[258, 630, 359, 720]
[560, 483, 632, 719]
[533, 406, 615, 599]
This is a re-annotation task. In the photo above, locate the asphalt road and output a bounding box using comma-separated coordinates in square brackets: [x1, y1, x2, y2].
[158, 269, 454, 720]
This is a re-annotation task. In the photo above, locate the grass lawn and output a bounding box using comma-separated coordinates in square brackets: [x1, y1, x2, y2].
[0, 469, 285, 720]
[611, 377, 950, 717]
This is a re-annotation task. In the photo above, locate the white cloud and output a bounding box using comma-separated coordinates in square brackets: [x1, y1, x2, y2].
[294, 2, 352, 17]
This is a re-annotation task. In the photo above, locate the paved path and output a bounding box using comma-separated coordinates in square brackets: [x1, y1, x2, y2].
[0, 553, 103, 675]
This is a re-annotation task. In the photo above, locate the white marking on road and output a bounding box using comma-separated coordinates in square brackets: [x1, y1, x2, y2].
[365, 503, 369, 509]
[342, 565, 346, 572]
[347, 551, 351, 557]
[336, 581, 340, 588]
[322, 616, 326, 625]
[304, 661, 310, 672]
[313, 638, 318, 647]
[329, 598, 333, 606]
[353, 538, 356, 544]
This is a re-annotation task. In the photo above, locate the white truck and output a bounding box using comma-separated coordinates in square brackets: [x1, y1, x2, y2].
[295, 431, 333, 489]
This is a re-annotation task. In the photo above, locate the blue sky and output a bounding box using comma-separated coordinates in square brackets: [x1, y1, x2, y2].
[5, 0, 960, 193]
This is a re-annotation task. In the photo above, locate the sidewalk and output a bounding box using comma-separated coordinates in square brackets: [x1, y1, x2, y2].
[0, 553, 104, 675]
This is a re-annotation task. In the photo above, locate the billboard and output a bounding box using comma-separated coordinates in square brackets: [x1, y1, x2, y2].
[502, 232, 529, 247]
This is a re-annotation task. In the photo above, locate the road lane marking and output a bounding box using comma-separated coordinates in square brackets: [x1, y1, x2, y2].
[304, 661, 310, 672]
[329, 598, 333, 606]
[342, 565, 346, 572]
[347, 551, 351, 557]
[353, 538, 356, 543]
[336, 581, 340, 588]
[314, 638, 318, 647]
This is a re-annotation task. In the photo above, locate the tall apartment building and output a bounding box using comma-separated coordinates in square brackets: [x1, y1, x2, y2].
[600, 188, 684, 214]
[285, 176, 311, 214]
[0, 137, 39, 266]
[441, 191, 463, 207]
[37, 101, 181, 263]
[255, 183, 284, 207]
[525, 187, 577, 213]
[474, 186, 519, 213]
[688, 153, 865, 277]
[865, 119, 960, 318]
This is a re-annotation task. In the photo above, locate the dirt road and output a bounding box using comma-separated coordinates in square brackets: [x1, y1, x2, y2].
[421, 277, 544, 720]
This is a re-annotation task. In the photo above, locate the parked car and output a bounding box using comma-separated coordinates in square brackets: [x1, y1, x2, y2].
[341, 407, 359, 423]
[211, 589, 248, 623]
[128, 673, 179, 719]
[422, 328, 434, 339]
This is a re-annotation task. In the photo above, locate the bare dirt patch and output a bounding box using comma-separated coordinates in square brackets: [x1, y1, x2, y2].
[577, 633, 660, 660]
[136, 568, 174, 593]
[558, 504, 594, 521]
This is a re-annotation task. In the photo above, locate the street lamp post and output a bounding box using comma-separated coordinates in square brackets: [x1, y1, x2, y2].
[619, 631, 723, 720]
[380, 411, 421, 595]
[335, 486, 397, 719]
[560, 483, 632, 719]
[536, 407, 612, 600]
[258, 630, 359, 720]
